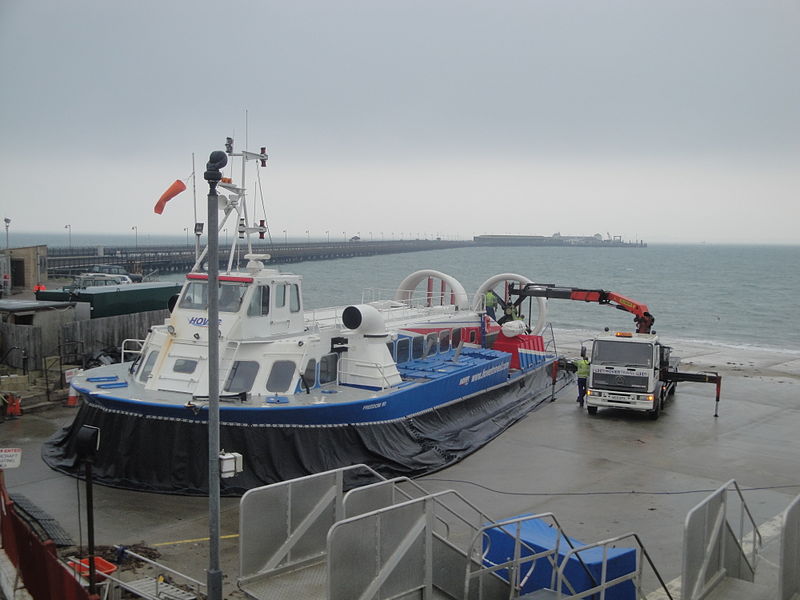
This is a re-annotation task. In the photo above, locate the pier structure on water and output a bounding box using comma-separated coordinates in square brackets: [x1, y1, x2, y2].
[45, 235, 645, 278]
[46, 239, 472, 278]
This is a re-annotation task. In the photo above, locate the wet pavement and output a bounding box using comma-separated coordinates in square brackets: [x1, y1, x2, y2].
[1, 333, 798, 598]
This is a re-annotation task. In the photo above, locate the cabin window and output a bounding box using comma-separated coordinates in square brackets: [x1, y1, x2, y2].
[289, 284, 301, 312]
[302, 359, 317, 388]
[219, 283, 246, 313]
[469, 329, 477, 343]
[452, 328, 462, 348]
[439, 330, 451, 353]
[396, 338, 410, 364]
[411, 336, 424, 360]
[225, 360, 259, 393]
[247, 286, 270, 316]
[425, 333, 438, 357]
[275, 284, 286, 308]
[179, 282, 208, 309]
[485, 332, 498, 348]
[386, 341, 394, 361]
[139, 350, 159, 382]
[173, 359, 197, 374]
[266, 360, 296, 393]
[319, 353, 339, 384]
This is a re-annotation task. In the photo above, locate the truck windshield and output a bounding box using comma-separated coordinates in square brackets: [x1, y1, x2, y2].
[592, 340, 653, 367]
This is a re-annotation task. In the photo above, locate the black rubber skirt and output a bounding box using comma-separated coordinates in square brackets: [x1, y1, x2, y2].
[42, 368, 572, 496]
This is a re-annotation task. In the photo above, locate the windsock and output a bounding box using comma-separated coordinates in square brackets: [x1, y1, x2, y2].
[154, 179, 187, 214]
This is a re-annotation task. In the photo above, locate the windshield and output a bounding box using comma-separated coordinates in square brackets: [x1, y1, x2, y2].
[592, 340, 653, 367]
[179, 281, 247, 313]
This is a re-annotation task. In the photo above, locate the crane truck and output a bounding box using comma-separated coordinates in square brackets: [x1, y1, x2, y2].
[505, 283, 723, 419]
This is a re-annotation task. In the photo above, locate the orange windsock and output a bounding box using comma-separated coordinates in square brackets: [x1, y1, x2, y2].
[154, 179, 187, 214]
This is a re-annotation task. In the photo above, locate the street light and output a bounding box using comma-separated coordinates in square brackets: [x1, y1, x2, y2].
[131, 225, 138, 249]
[3, 218, 10, 249]
[326, 230, 330, 243]
[305, 229, 310, 243]
[283, 229, 287, 245]
[65, 224, 72, 249]
[183, 227, 189, 247]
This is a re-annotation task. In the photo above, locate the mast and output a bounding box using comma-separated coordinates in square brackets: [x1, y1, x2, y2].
[189, 138, 267, 274]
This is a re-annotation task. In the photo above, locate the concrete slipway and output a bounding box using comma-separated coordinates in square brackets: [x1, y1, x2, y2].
[1, 331, 798, 598]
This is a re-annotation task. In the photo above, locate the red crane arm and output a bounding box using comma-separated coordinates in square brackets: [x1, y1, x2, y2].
[510, 284, 655, 333]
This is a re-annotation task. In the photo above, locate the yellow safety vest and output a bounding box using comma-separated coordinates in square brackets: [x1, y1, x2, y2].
[576, 359, 590, 378]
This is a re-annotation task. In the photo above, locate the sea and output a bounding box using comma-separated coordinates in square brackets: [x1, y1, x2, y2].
[176, 243, 797, 356]
[272, 244, 800, 356]
[15, 231, 800, 355]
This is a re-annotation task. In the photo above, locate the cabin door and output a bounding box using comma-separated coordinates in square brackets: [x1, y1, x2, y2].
[155, 343, 208, 395]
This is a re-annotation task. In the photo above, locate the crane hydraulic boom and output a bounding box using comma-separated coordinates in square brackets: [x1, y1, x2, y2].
[508, 283, 655, 333]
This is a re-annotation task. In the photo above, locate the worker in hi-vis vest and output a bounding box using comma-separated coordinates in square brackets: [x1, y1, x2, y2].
[575, 351, 590, 406]
[484, 290, 498, 320]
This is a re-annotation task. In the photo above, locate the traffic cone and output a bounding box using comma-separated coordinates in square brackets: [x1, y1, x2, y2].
[65, 385, 80, 407]
[6, 395, 22, 417]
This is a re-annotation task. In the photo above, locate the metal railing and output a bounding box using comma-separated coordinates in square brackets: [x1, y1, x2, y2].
[553, 532, 674, 599]
[238, 464, 384, 589]
[682, 479, 762, 600]
[328, 489, 516, 600]
[337, 357, 396, 388]
[120, 338, 145, 363]
[342, 476, 496, 550]
[107, 546, 206, 598]
[465, 513, 570, 598]
[780, 493, 800, 600]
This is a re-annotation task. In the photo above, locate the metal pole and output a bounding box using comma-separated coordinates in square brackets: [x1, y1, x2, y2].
[85, 461, 97, 596]
[205, 150, 226, 600]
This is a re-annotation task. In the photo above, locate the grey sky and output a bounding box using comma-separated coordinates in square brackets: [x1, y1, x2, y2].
[1, 1, 798, 244]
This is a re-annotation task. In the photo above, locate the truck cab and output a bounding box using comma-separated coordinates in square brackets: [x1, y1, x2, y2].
[585, 331, 677, 419]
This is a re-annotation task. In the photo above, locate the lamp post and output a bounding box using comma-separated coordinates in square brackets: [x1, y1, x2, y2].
[305, 229, 310, 243]
[204, 149, 227, 600]
[183, 227, 189, 247]
[131, 225, 138, 249]
[75, 425, 100, 597]
[325, 230, 330, 243]
[283, 229, 287, 245]
[3, 218, 10, 249]
[65, 224, 72, 249]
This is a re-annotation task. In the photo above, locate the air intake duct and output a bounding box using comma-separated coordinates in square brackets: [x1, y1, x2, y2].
[342, 304, 387, 336]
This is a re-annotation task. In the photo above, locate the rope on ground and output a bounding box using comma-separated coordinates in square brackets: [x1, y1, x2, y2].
[422, 478, 800, 497]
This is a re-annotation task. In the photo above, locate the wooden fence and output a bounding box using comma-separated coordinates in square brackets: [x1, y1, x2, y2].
[0, 310, 169, 371]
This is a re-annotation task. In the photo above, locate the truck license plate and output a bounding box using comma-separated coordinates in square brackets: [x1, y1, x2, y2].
[607, 394, 630, 402]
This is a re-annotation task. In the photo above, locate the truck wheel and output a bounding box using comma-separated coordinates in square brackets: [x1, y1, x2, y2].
[668, 382, 677, 396]
[587, 406, 598, 415]
[649, 400, 661, 420]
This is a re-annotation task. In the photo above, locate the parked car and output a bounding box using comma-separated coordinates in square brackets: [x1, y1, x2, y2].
[86, 264, 142, 282]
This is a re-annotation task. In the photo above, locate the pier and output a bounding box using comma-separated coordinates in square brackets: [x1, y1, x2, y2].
[45, 239, 473, 277]
[45, 235, 645, 278]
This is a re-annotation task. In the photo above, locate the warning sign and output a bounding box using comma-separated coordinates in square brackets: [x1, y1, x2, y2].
[0, 448, 22, 469]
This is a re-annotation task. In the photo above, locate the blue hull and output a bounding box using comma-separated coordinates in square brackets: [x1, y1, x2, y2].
[43, 351, 573, 495]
